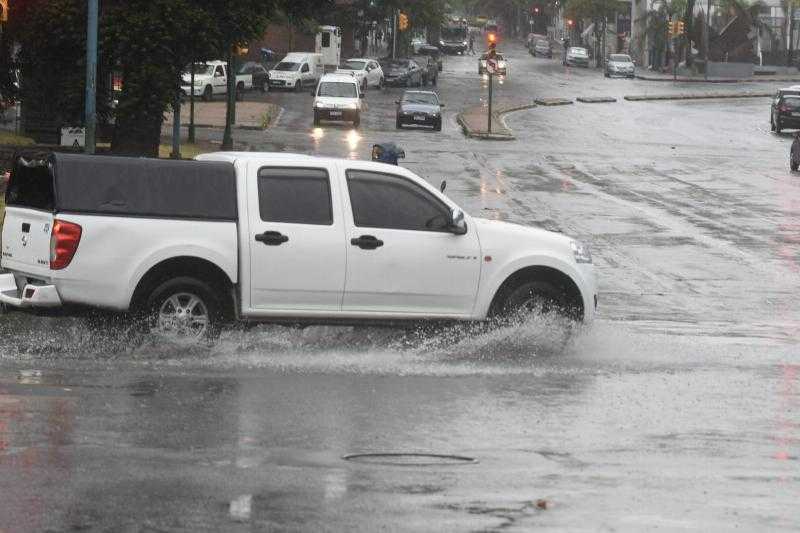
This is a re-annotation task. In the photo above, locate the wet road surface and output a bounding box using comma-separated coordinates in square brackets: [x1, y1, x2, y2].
[2, 42, 799, 531]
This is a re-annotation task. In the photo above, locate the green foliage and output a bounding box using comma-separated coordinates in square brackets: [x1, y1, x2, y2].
[565, 0, 630, 22]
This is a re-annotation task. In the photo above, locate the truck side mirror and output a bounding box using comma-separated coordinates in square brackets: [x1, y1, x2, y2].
[440, 180, 447, 192]
[449, 208, 467, 235]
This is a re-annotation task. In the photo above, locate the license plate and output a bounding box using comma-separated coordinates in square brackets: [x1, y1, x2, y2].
[330, 111, 342, 117]
[414, 115, 426, 121]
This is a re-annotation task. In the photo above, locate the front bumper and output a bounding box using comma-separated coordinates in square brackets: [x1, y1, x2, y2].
[384, 76, 410, 86]
[608, 69, 634, 77]
[398, 113, 440, 126]
[180, 85, 204, 97]
[440, 44, 467, 54]
[567, 59, 589, 67]
[315, 108, 359, 122]
[0, 273, 62, 309]
[268, 78, 298, 88]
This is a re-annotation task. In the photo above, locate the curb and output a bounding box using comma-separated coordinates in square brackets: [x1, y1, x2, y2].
[635, 75, 800, 84]
[577, 96, 617, 103]
[624, 92, 771, 101]
[456, 103, 538, 140]
[534, 98, 573, 106]
[456, 114, 514, 140]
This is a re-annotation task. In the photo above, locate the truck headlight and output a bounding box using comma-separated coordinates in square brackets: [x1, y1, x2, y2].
[571, 240, 593, 264]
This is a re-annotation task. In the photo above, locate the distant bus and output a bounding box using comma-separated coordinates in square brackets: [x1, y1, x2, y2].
[438, 22, 468, 54]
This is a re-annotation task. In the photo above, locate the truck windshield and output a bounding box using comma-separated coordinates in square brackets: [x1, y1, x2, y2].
[317, 82, 357, 98]
[275, 62, 300, 71]
[441, 27, 467, 40]
[186, 63, 214, 76]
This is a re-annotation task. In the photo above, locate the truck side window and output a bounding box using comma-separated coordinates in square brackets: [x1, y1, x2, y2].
[346, 170, 450, 232]
[215, 66, 225, 77]
[302, 64, 310, 73]
[258, 168, 333, 225]
[321, 33, 331, 48]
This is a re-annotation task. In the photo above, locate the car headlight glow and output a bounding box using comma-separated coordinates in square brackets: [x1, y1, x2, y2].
[571, 240, 593, 264]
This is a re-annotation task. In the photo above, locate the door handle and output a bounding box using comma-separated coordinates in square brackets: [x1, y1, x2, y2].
[255, 231, 289, 246]
[351, 235, 384, 250]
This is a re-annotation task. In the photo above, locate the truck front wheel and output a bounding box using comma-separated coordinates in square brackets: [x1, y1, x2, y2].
[236, 83, 245, 101]
[145, 277, 223, 341]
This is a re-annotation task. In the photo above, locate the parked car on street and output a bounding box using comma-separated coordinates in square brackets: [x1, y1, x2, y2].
[478, 52, 508, 75]
[268, 52, 323, 92]
[0, 152, 596, 340]
[312, 73, 363, 127]
[180, 60, 252, 101]
[239, 61, 269, 92]
[417, 45, 443, 72]
[531, 39, 553, 58]
[337, 58, 384, 91]
[771, 91, 800, 133]
[605, 54, 635, 78]
[411, 37, 427, 54]
[379, 58, 424, 87]
[395, 90, 444, 131]
[411, 55, 438, 86]
[565, 47, 590, 67]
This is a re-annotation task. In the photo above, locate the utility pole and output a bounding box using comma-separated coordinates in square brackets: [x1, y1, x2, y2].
[84, 0, 98, 154]
[392, 10, 397, 59]
[222, 49, 235, 151]
[704, 0, 710, 80]
[487, 71, 493, 132]
[170, 87, 181, 159]
[189, 59, 196, 143]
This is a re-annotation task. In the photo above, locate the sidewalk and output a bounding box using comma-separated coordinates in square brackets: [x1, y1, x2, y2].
[163, 100, 280, 130]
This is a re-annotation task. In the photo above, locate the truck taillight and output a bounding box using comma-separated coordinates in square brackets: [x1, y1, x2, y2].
[50, 220, 82, 270]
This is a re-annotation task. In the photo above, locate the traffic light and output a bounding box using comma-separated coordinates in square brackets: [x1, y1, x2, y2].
[233, 43, 249, 56]
[487, 32, 496, 44]
[677, 20, 685, 35]
[0, 0, 8, 23]
[398, 12, 409, 32]
[533, 6, 540, 14]
[566, 19, 574, 28]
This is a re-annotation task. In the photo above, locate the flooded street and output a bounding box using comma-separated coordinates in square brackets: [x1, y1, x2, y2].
[2, 42, 799, 531]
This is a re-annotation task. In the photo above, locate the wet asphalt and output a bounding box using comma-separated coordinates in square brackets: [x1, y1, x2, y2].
[1, 41, 799, 531]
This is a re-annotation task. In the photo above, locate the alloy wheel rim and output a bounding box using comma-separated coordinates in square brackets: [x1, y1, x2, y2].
[156, 292, 209, 338]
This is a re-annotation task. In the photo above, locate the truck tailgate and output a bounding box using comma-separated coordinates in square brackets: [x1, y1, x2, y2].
[1, 206, 54, 276]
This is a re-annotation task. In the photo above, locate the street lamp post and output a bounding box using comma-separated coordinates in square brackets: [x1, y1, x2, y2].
[85, 0, 98, 154]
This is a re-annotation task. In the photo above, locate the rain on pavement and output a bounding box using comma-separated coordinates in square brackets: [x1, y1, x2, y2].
[1, 41, 798, 531]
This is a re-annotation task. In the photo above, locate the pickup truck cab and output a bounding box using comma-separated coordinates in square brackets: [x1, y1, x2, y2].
[181, 60, 252, 101]
[1, 153, 596, 340]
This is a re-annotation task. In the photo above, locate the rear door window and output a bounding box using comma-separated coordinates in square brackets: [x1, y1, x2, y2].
[5, 160, 54, 211]
[257, 168, 333, 225]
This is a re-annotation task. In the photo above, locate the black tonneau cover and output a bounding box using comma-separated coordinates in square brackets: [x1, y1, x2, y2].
[50, 153, 237, 220]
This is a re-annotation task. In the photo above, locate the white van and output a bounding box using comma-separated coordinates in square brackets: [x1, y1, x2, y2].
[268, 53, 323, 92]
[312, 73, 363, 127]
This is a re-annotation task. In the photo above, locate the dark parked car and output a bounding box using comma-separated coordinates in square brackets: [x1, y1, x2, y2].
[417, 45, 443, 72]
[380, 58, 424, 87]
[771, 87, 800, 133]
[239, 61, 269, 92]
[412, 54, 438, 86]
[531, 39, 552, 58]
[395, 90, 444, 131]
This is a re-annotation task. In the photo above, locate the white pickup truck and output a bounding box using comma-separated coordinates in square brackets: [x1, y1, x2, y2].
[181, 60, 252, 101]
[0, 152, 596, 340]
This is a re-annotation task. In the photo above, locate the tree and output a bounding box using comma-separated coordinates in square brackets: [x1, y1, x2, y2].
[7, 0, 112, 143]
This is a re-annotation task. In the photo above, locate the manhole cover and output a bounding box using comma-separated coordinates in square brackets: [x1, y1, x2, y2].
[342, 453, 477, 466]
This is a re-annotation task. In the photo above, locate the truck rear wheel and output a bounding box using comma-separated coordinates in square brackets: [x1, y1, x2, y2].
[202, 85, 213, 102]
[236, 82, 244, 101]
[145, 276, 223, 341]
